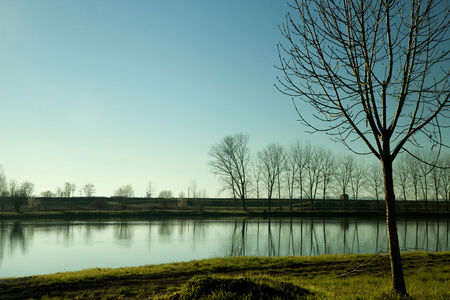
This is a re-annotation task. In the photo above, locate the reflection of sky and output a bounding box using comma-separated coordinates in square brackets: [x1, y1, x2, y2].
[0, 219, 449, 278]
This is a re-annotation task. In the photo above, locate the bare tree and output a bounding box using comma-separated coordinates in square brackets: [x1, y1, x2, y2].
[258, 143, 286, 210]
[64, 182, 76, 198]
[406, 154, 421, 207]
[285, 143, 300, 211]
[304, 144, 325, 209]
[350, 161, 367, 208]
[430, 157, 442, 203]
[83, 183, 96, 197]
[40, 191, 56, 198]
[0, 165, 7, 212]
[335, 155, 354, 209]
[440, 154, 450, 204]
[56, 187, 63, 197]
[158, 190, 173, 198]
[252, 160, 262, 201]
[276, 0, 450, 294]
[320, 149, 336, 202]
[10, 180, 34, 212]
[208, 133, 251, 210]
[114, 184, 134, 209]
[189, 180, 199, 198]
[114, 184, 134, 198]
[417, 152, 432, 210]
[394, 155, 410, 209]
[275, 145, 287, 209]
[292, 141, 307, 203]
[368, 162, 383, 209]
[145, 181, 155, 198]
[9, 179, 18, 197]
[20, 181, 34, 197]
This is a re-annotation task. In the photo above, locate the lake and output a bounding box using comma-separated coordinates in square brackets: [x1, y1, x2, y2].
[1, 217, 449, 278]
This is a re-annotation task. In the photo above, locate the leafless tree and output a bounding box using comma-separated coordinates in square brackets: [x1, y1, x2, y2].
[114, 184, 134, 198]
[320, 149, 336, 202]
[0, 166, 7, 212]
[406, 154, 421, 207]
[189, 180, 199, 198]
[439, 154, 450, 205]
[158, 190, 173, 198]
[276, 0, 450, 294]
[9, 179, 18, 197]
[40, 191, 56, 198]
[258, 143, 286, 210]
[417, 152, 432, 210]
[350, 161, 367, 208]
[83, 183, 96, 197]
[253, 161, 262, 199]
[20, 181, 34, 197]
[114, 184, 134, 209]
[64, 182, 76, 198]
[304, 144, 325, 209]
[27, 197, 41, 211]
[285, 143, 300, 211]
[430, 158, 442, 203]
[208, 133, 251, 210]
[335, 155, 354, 209]
[252, 159, 262, 209]
[145, 181, 155, 198]
[394, 155, 410, 209]
[292, 141, 307, 202]
[275, 145, 287, 209]
[9, 180, 34, 212]
[368, 162, 384, 203]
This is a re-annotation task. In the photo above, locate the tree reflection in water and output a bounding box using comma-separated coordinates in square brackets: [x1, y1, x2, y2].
[225, 218, 449, 257]
[9, 221, 26, 254]
[0, 218, 449, 278]
[114, 221, 133, 246]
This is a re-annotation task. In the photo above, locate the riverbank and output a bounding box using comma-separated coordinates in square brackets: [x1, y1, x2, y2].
[1, 251, 449, 299]
[1, 209, 449, 220]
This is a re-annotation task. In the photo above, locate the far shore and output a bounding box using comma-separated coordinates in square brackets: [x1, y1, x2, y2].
[1, 208, 449, 221]
[1, 196, 449, 220]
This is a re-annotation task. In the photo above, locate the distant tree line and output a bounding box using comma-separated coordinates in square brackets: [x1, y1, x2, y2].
[209, 134, 450, 210]
[0, 166, 212, 212]
[0, 166, 35, 212]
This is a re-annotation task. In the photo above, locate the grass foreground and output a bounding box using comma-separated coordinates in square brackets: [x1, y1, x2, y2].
[0, 251, 449, 299]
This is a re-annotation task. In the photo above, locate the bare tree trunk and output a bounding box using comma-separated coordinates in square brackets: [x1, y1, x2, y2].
[382, 157, 406, 295]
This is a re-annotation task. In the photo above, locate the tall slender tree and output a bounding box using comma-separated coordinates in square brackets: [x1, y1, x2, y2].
[208, 133, 251, 210]
[258, 143, 286, 210]
[285, 143, 300, 211]
[276, 0, 450, 294]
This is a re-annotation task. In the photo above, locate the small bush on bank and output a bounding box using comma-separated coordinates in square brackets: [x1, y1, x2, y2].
[28, 197, 42, 211]
[173, 275, 311, 300]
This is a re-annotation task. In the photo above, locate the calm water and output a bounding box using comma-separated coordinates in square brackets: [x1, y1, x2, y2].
[0, 218, 449, 278]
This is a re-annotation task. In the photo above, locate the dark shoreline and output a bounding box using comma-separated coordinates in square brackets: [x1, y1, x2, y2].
[1, 209, 449, 220]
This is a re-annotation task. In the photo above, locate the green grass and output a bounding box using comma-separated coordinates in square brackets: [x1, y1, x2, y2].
[1, 251, 449, 299]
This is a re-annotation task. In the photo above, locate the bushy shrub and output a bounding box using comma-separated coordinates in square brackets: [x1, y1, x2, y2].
[27, 197, 41, 211]
[175, 275, 311, 300]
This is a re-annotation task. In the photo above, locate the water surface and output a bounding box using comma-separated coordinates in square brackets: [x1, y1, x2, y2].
[0, 218, 448, 278]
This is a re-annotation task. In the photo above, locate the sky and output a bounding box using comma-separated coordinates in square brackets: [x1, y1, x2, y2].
[0, 0, 371, 197]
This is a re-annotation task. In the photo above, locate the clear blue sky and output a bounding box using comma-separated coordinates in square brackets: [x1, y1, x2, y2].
[0, 0, 350, 197]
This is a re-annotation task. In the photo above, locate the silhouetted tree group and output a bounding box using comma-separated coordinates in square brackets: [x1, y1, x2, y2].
[0, 165, 35, 212]
[209, 137, 450, 211]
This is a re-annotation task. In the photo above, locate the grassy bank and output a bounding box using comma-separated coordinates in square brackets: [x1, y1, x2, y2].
[1, 251, 449, 299]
